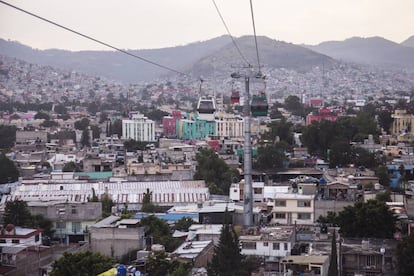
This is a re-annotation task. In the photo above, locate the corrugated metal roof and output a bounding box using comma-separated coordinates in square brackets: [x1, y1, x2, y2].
[9, 180, 209, 204]
[92, 215, 120, 228]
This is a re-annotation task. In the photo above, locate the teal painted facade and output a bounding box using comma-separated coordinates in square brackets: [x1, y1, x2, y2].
[176, 113, 216, 140]
[74, 171, 113, 180]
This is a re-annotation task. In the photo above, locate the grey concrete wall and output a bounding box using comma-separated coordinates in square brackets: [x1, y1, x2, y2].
[314, 200, 354, 221]
[89, 227, 145, 259]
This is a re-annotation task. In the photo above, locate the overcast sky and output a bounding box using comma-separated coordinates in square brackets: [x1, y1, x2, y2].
[1, 0, 413, 51]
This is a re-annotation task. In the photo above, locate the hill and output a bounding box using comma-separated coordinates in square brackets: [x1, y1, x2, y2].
[306, 36, 414, 71]
[401, 35, 414, 48]
[0, 36, 334, 83]
[0, 36, 231, 83]
[188, 36, 335, 77]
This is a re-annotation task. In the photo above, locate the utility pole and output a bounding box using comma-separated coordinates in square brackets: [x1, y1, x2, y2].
[232, 67, 264, 228]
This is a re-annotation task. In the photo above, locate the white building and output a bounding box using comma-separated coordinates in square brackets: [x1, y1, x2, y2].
[215, 113, 244, 138]
[267, 193, 315, 225]
[0, 226, 43, 267]
[122, 113, 156, 142]
[239, 226, 294, 259]
[229, 181, 266, 202]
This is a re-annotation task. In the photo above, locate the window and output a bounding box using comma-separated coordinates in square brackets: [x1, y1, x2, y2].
[71, 206, 77, 214]
[297, 213, 311, 220]
[72, 222, 81, 234]
[241, 242, 256, 250]
[263, 242, 268, 247]
[253, 188, 262, 194]
[0, 239, 6, 243]
[12, 239, 19, 244]
[284, 243, 288, 250]
[274, 213, 286, 219]
[297, 201, 311, 207]
[56, 221, 66, 229]
[272, 243, 280, 250]
[35, 234, 40, 242]
[275, 200, 286, 207]
[365, 255, 379, 267]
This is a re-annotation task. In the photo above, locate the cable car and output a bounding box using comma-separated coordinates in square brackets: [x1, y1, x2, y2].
[230, 90, 240, 104]
[197, 96, 216, 120]
[251, 92, 268, 117]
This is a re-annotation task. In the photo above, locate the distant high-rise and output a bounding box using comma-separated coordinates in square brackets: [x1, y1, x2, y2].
[122, 113, 156, 142]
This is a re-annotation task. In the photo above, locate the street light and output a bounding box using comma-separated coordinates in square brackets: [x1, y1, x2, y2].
[380, 247, 385, 274]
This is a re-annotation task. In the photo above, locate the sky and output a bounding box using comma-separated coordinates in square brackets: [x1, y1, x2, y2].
[0, 0, 413, 51]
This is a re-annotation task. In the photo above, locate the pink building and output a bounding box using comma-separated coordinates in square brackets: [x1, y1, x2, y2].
[306, 108, 338, 125]
[162, 111, 182, 137]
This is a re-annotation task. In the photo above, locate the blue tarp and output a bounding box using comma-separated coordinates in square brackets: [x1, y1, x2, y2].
[134, 212, 199, 222]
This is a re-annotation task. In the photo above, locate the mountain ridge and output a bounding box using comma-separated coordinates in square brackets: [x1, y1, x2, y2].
[401, 35, 414, 47]
[306, 36, 414, 71]
[1, 35, 414, 83]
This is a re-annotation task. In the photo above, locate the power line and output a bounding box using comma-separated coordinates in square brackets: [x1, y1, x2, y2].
[211, 0, 250, 66]
[0, 0, 191, 77]
[249, 0, 261, 71]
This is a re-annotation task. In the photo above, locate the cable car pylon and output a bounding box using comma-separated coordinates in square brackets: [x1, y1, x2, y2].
[231, 67, 266, 228]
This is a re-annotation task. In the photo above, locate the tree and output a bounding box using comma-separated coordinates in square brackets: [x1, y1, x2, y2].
[145, 109, 168, 122]
[261, 119, 293, 145]
[110, 119, 123, 138]
[376, 190, 392, 203]
[124, 139, 150, 152]
[194, 148, 239, 195]
[376, 166, 391, 187]
[173, 217, 197, 232]
[34, 111, 50, 120]
[377, 110, 393, 133]
[336, 200, 396, 238]
[301, 113, 380, 160]
[101, 193, 114, 218]
[328, 230, 338, 276]
[397, 235, 414, 276]
[351, 147, 383, 169]
[140, 215, 181, 252]
[90, 125, 100, 140]
[50, 250, 115, 276]
[62, 161, 76, 172]
[141, 188, 156, 213]
[328, 140, 352, 168]
[208, 208, 242, 276]
[40, 120, 59, 128]
[0, 125, 16, 149]
[54, 104, 68, 115]
[317, 211, 338, 224]
[87, 102, 99, 115]
[240, 256, 261, 276]
[0, 153, 19, 184]
[3, 199, 54, 236]
[146, 251, 172, 276]
[30, 214, 54, 237]
[170, 262, 191, 276]
[3, 199, 32, 227]
[80, 128, 91, 147]
[284, 95, 302, 114]
[74, 118, 90, 131]
[352, 112, 379, 141]
[254, 142, 289, 170]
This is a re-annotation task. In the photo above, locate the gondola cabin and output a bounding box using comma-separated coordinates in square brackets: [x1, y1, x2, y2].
[230, 90, 240, 104]
[197, 96, 217, 120]
[251, 93, 268, 117]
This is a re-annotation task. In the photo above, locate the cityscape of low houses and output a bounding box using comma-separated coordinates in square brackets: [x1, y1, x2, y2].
[1, 54, 414, 275]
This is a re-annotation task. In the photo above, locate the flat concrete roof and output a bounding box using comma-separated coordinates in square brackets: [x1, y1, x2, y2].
[281, 255, 329, 265]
